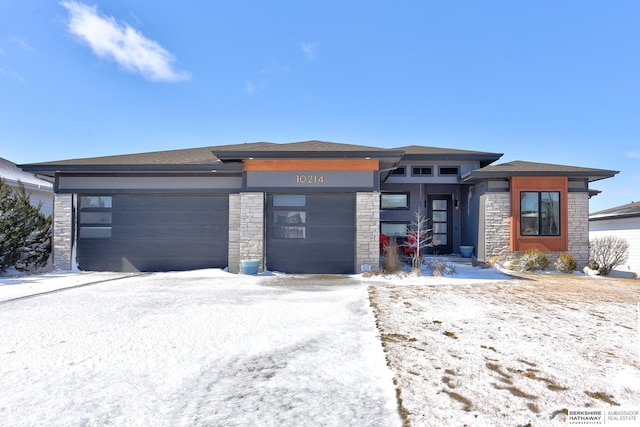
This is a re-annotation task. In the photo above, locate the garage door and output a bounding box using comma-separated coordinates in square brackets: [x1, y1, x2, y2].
[266, 193, 355, 274]
[77, 194, 229, 272]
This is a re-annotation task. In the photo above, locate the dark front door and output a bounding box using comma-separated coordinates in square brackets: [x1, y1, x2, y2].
[427, 195, 453, 254]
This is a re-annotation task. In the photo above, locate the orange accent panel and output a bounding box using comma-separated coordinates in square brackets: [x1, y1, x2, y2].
[510, 176, 568, 252]
[243, 159, 379, 171]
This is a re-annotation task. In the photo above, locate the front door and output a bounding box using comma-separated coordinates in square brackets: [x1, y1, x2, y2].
[427, 195, 452, 254]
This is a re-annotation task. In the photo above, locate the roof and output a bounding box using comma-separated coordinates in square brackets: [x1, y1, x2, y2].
[590, 201, 640, 221]
[0, 157, 53, 191]
[462, 160, 619, 183]
[393, 145, 502, 167]
[20, 140, 478, 176]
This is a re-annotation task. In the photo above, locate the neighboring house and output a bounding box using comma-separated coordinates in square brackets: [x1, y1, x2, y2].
[20, 141, 618, 274]
[1, 157, 53, 217]
[589, 201, 640, 276]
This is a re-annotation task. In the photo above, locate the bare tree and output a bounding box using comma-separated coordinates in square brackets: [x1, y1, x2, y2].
[405, 207, 433, 272]
[589, 236, 629, 275]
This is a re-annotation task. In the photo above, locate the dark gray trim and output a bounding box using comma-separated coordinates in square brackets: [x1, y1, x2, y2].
[246, 186, 374, 193]
[57, 188, 240, 195]
[20, 163, 242, 178]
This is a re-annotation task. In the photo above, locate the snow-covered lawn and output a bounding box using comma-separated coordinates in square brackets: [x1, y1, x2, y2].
[2, 266, 639, 426]
[367, 271, 640, 426]
[0, 270, 399, 427]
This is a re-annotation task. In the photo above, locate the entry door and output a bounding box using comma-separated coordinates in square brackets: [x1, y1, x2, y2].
[428, 195, 452, 254]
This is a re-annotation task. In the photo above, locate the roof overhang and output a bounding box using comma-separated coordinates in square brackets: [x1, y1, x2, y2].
[19, 162, 243, 178]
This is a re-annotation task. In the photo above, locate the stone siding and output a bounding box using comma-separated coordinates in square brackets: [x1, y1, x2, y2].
[239, 192, 265, 273]
[227, 194, 241, 273]
[53, 193, 74, 270]
[481, 191, 590, 268]
[482, 192, 512, 263]
[567, 192, 590, 267]
[356, 192, 380, 272]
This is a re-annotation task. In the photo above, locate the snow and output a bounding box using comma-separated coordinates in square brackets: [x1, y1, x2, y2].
[1, 265, 639, 426]
[0, 269, 400, 427]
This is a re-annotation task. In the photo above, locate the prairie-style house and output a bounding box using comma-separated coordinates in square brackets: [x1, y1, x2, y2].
[20, 141, 617, 274]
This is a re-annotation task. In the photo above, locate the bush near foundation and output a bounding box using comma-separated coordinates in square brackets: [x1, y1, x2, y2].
[510, 248, 549, 272]
[589, 236, 629, 276]
[555, 252, 578, 273]
[382, 236, 403, 273]
[0, 179, 52, 273]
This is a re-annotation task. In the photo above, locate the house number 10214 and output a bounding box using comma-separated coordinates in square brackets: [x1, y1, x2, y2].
[296, 174, 324, 183]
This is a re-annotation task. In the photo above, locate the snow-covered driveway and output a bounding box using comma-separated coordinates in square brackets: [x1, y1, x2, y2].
[0, 270, 400, 427]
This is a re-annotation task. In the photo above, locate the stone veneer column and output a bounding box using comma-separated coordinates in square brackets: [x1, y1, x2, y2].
[568, 192, 589, 267]
[238, 192, 265, 273]
[482, 192, 512, 263]
[227, 194, 241, 273]
[53, 193, 74, 270]
[356, 192, 380, 272]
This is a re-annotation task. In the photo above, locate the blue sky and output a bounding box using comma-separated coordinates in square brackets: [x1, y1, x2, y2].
[1, 1, 638, 213]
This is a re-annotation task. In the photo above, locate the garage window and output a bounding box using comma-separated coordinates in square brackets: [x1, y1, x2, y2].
[79, 196, 112, 239]
[272, 195, 306, 239]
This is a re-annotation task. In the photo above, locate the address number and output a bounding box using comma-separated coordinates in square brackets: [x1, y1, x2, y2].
[296, 174, 324, 183]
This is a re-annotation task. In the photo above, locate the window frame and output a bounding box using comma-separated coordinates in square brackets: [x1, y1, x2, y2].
[510, 176, 568, 252]
[272, 195, 307, 239]
[438, 166, 460, 176]
[380, 193, 410, 210]
[380, 222, 410, 238]
[520, 191, 561, 237]
[411, 166, 433, 177]
[78, 195, 113, 240]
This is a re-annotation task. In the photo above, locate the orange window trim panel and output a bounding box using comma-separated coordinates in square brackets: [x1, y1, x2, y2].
[243, 159, 379, 171]
[509, 176, 569, 252]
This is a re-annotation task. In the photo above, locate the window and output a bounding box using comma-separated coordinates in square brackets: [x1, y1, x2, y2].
[381, 193, 409, 209]
[272, 195, 306, 238]
[412, 166, 433, 176]
[520, 192, 560, 236]
[391, 167, 406, 176]
[381, 223, 409, 237]
[78, 195, 112, 239]
[273, 194, 306, 207]
[438, 166, 459, 176]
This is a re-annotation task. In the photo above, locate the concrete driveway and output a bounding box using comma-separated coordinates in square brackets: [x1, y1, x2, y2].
[0, 270, 400, 427]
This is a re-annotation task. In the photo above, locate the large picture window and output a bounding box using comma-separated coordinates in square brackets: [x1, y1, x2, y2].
[520, 191, 560, 236]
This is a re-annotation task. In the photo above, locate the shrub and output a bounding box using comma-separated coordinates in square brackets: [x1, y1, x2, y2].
[589, 236, 629, 275]
[0, 179, 52, 273]
[484, 255, 500, 269]
[586, 259, 600, 272]
[510, 248, 549, 272]
[382, 236, 403, 273]
[427, 257, 457, 276]
[555, 252, 577, 273]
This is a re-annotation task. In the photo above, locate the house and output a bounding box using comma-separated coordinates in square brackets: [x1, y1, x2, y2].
[19, 141, 618, 274]
[589, 201, 640, 276]
[1, 157, 53, 216]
